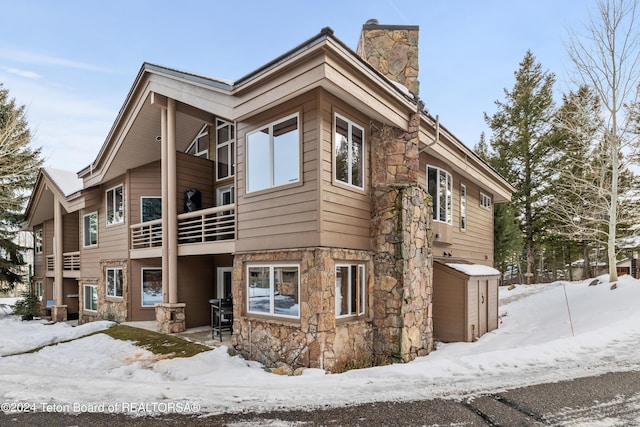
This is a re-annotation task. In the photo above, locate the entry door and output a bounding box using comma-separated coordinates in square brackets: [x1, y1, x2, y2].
[478, 280, 488, 336]
[217, 267, 233, 299]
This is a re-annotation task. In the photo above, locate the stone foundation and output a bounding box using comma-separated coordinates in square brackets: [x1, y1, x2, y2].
[51, 305, 67, 322]
[155, 303, 186, 333]
[232, 248, 373, 373]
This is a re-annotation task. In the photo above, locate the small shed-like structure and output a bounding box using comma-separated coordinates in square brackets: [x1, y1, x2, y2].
[432, 259, 500, 342]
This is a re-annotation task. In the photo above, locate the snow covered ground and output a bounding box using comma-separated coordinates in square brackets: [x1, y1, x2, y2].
[0, 275, 639, 418]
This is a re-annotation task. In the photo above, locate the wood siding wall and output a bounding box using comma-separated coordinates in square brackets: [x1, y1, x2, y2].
[235, 92, 320, 252]
[319, 91, 371, 250]
[420, 154, 494, 265]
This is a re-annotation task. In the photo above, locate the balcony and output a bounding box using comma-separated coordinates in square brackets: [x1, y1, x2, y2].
[46, 251, 81, 278]
[130, 204, 235, 258]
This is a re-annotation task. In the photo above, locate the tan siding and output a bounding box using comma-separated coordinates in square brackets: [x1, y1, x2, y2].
[235, 92, 319, 252]
[432, 265, 465, 342]
[176, 153, 215, 212]
[420, 153, 494, 265]
[63, 212, 79, 253]
[319, 91, 371, 250]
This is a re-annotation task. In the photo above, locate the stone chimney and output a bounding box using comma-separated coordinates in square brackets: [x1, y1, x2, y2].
[356, 19, 419, 97]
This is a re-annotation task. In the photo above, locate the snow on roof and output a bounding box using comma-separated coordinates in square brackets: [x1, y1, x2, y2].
[446, 263, 501, 276]
[43, 167, 83, 197]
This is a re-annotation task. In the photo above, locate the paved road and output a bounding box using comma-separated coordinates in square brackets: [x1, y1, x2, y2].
[3, 370, 640, 426]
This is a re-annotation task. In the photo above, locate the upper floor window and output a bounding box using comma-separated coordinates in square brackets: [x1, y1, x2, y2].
[334, 114, 364, 189]
[427, 166, 453, 224]
[216, 119, 235, 180]
[141, 197, 162, 222]
[460, 184, 467, 231]
[106, 267, 123, 298]
[247, 264, 300, 318]
[335, 264, 366, 318]
[186, 125, 209, 159]
[106, 184, 124, 226]
[83, 212, 98, 247]
[34, 228, 43, 254]
[480, 192, 492, 210]
[246, 114, 300, 193]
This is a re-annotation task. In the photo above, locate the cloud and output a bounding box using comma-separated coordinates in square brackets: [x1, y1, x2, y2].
[0, 45, 117, 74]
[5, 67, 41, 79]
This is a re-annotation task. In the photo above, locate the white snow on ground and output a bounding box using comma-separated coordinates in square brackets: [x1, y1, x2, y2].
[0, 275, 639, 418]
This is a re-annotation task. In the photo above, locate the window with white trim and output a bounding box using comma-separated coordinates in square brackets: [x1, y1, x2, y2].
[335, 264, 365, 318]
[480, 192, 492, 209]
[141, 268, 162, 307]
[247, 264, 300, 318]
[216, 119, 235, 180]
[106, 185, 124, 225]
[83, 212, 98, 247]
[106, 267, 123, 298]
[427, 166, 453, 224]
[35, 280, 43, 301]
[246, 114, 300, 193]
[34, 228, 43, 254]
[334, 113, 364, 189]
[460, 184, 467, 231]
[186, 124, 209, 158]
[84, 284, 97, 312]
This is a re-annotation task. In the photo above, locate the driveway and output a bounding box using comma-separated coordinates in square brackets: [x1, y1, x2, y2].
[3, 370, 640, 426]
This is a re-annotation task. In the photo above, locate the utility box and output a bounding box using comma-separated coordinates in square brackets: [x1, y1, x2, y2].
[432, 260, 500, 342]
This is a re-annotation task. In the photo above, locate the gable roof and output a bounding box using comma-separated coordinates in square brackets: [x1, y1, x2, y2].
[23, 168, 84, 229]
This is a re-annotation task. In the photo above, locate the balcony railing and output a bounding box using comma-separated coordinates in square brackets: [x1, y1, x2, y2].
[46, 251, 81, 271]
[130, 204, 235, 250]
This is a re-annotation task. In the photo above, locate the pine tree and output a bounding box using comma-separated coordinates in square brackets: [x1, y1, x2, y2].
[484, 50, 556, 284]
[0, 84, 42, 290]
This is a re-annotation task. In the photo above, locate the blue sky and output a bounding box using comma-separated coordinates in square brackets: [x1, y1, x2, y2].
[0, 0, 595, 173]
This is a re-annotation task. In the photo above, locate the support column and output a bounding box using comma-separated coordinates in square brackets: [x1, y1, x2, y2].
[53, 197, 67, 322]
[156, 96, 184, 333]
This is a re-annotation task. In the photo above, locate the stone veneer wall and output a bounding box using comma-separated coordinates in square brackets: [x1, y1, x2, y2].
[96, 259, 128, 323]
[356, 22, 419, 96]
[232, 248, 374, 373]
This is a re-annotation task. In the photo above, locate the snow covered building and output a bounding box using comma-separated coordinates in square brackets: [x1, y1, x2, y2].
[22, 22, 513, 371]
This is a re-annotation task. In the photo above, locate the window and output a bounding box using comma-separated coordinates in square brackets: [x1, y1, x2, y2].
[106, 185, 124, 225]
[460, 184, 467, 231]
[335, 264, 365, 318]
[35, 281, 43, 301]
[186, 124, 209, 158]
[217, 267, 233, 299]
[246, 114, 300, 193]
[141, 197, 162, 222]
[34, 228, 43, 254]
[247, 264, 299, 318]
[106, 267, 123, 298]
[480, 192, 492, 209]
[84, 284, 97, 312]
[216, 119, 235, 180]
[141, 268, 162, 307]
[427, 166, 453, 224]
[334, 114, 364, 189]
[83, 212, 98, 247]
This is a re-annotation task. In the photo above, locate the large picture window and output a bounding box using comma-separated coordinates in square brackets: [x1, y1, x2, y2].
[83, 212, 98, 247]
[106, 184, 124, 225]
[335, 264, 366, 318]
[247, 264, 300, 318]
[106, 267, 123, 298]
[427, 166, 453, 224]
[334, 114, 364, 189]
[84, 284, 97, 312]
[216, 119, 235, 180]
[246, 114, 299, 193]
[141, 268, 162, 307]
[141, 197, 162, 222]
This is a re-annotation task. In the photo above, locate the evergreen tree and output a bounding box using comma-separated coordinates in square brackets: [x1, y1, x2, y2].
[483, 50, 556, 284]
[0, 84, 42, 291]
